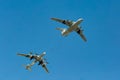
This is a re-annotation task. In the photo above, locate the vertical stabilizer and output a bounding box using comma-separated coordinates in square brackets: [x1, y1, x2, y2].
[23, 64, 32, 71]
[56, 27, 70, 36]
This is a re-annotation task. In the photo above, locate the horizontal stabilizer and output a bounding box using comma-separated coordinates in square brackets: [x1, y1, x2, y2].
[56, 27, 66, 31]
[23, 64, 32, 71]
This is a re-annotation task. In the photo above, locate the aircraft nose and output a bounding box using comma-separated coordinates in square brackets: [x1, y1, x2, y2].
[78, 18, 83, 21]
[43, 52, 46, 54]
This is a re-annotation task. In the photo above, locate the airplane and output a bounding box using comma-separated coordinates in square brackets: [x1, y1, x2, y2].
[51, 18, 87, 42]
[17, 51, 49, 73]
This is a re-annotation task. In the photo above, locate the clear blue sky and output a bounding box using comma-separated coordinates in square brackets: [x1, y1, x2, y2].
[0, 0, 120, 80]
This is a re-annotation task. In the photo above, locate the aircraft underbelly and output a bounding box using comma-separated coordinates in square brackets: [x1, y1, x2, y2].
[67, 20, 81, 32]
[62, 25, 78, 36]
[36, 57, 41, 61]
[68, 25, 78, 32]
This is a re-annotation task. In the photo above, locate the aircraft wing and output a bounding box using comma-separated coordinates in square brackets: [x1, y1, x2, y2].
[75, 27, 87, 42]
[42, 64, 49, 73]
[51, 18, 73, 27]
[17, 53, 32, 59]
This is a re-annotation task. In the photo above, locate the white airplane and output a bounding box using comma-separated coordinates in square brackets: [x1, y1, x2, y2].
[17, 52, 49, 73]
[51, 18, 87, 42]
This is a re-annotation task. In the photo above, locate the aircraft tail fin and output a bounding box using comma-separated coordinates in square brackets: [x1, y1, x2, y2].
[56, 27, 68, 36]
[23, 64, 32, 71]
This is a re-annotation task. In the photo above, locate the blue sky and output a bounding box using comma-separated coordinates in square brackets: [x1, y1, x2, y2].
[0, 0, 120, 80]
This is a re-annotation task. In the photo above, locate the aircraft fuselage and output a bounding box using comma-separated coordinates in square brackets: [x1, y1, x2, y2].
[62, 18, 83, 36]
[34, 56, 42, 61]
